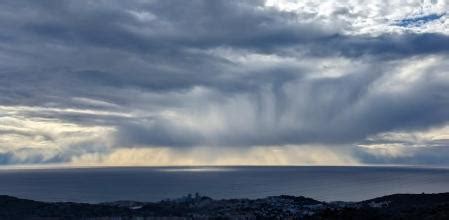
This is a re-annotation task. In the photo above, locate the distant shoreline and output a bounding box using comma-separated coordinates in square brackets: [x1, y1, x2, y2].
[1, 166, 448, 203]
[2, 192, 449, 219]
[2, 164, 449, 170]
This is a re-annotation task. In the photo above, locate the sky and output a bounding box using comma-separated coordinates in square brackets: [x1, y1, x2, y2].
[0, 0, 449, 166]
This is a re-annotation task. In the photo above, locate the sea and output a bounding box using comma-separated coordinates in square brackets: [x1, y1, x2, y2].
[0, 166, 448, 203]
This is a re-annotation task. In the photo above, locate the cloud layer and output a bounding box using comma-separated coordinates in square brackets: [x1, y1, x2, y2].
[1, 0, 449, 166]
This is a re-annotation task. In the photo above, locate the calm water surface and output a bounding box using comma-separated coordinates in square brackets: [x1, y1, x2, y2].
[0, 166, 448, 203]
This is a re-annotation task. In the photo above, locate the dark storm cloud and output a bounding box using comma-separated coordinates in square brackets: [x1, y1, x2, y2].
[1, 0, 328, 55]
[354, 146, 449, 166]
[115, 119, 204, 148]
[0, 0, 449, 153]
[317, 33, 449, 58]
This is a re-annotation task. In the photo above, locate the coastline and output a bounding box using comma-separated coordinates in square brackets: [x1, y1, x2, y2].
[1, 192, 449, 219]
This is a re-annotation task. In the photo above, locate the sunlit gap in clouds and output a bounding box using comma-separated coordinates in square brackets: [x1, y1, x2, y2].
[68, 146, 360, 167]
[156, 167, 235, 172]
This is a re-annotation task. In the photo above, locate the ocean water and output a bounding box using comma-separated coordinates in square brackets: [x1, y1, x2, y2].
[0, 166, 448, 203]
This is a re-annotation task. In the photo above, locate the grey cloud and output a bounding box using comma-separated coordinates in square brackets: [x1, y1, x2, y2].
[325, 33, 449, 58]
[112, 60, 449, 148]
[0, 0, 449, 164]
[115, 119, 204, 148]
[0, 148, 64, 165]
[0, 143, 110, 165]
[355, 146, 449, 166]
